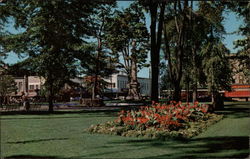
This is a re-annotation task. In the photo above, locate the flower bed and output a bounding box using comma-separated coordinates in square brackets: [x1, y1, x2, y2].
[87, 101, 223, 139]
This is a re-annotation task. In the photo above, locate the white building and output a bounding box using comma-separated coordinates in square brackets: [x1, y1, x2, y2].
[104, 72, 151, 96]
[14, 76, 45, 96]
[13, 73, 151, 97]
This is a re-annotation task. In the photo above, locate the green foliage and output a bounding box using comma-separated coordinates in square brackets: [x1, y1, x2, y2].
[76, 2, 117, 98]
[5, 58, 36, 76]
[104, 2, 149, 74]
[231, 2, 250, 80]
[162, 1, 230, 101]
[0, 75, 17, 105]
[0, 75, 17, 96]
[0, 2, 9, 64]
[0, 0, 100, 110]
[201, 42, 232, 92]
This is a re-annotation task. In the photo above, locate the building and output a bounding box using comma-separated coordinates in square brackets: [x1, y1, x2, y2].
[225, 54, 250, 101]
[14, 76, 45, 97]
[228, 53, 250, 84]
[14, 76, 85, 98]
[104, 72, 151, 96]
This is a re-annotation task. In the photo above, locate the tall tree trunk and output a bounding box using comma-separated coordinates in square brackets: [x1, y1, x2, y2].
[173, 83, 181, 102]
[0, 96, 3, 107]
[93, 39, 101, 100]
[150, 2, 165, 102]
[92, 83, 95, 100]
[192, 47, 198, 103]
[190, 0, 198, 104]
[48, 82, 54, 112]
[150, 4, 158, 102]
[93, 76, 97, 99]
[192, 83, 197, 103]
[212, 91, 224, 110]
[186, 81, 189, 103]
[166, 0, 187, 102]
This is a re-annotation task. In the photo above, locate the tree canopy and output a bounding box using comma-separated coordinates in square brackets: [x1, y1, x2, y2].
[1, 0, 99, 111]
[0, 0, 247, 107]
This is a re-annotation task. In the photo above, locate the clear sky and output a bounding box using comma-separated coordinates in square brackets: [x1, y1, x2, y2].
[3, 1, 244, 78]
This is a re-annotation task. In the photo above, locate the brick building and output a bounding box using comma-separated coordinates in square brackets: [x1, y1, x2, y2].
[225, 54, 250, 101]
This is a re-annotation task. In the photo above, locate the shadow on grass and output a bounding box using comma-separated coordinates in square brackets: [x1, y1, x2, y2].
[78, 147, 147, 158]
[0, 109, 119, 119]
[4, 155, 64, 159]
[107, 136, 249, 158]
[4, 155, 92, 159]
[215, 102, 250, 119]
[7, 138, 68, 144]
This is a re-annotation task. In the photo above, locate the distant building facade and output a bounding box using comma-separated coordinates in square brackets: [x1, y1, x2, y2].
[104, 72, 151, 96]
[14, 76, 85, 98]
[228, 53, 250, 84]
[14, 76, 45, 97]
[225, 54, 250, 101]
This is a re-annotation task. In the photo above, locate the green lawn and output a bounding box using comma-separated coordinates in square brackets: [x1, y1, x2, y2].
[1, 102, 249, 159]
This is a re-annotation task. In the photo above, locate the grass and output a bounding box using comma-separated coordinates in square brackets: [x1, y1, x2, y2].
[1, 102, 249, 159]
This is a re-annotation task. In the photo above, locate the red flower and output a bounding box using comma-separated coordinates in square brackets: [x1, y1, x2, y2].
[138, 117, 149, 124]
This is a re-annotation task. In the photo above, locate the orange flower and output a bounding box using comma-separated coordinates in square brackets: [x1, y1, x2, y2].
[138, 117, 149, 124]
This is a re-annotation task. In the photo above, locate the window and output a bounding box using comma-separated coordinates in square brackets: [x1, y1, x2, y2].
[29, 85, 34, 90]
[36, 85, 39, 89]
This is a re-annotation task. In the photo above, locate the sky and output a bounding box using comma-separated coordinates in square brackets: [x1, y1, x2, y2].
[3, 1, 244, 78]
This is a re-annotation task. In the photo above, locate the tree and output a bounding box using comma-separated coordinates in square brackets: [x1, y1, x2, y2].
[0, 1, 8, 65]
[77, 43, 117, 99]
[0, 75, 17, 106]
[163, 1, 228, 103]
[197, 2, 232, 109]
[5, 58, 36, 76]
[160, 66, 174, 100]
[83, 75, 108, 98]
[85, 2, 117, 100]
[229, 2, 250, 82]
[104, 2, 149, 100]
[201, 42, 232, 109]
[163, 0, 190, 102]
[1, 0, 98, 112]
[139, 0, 166, 102]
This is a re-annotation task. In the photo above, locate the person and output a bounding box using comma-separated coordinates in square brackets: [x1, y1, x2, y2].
[22, 92, 30, 111]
